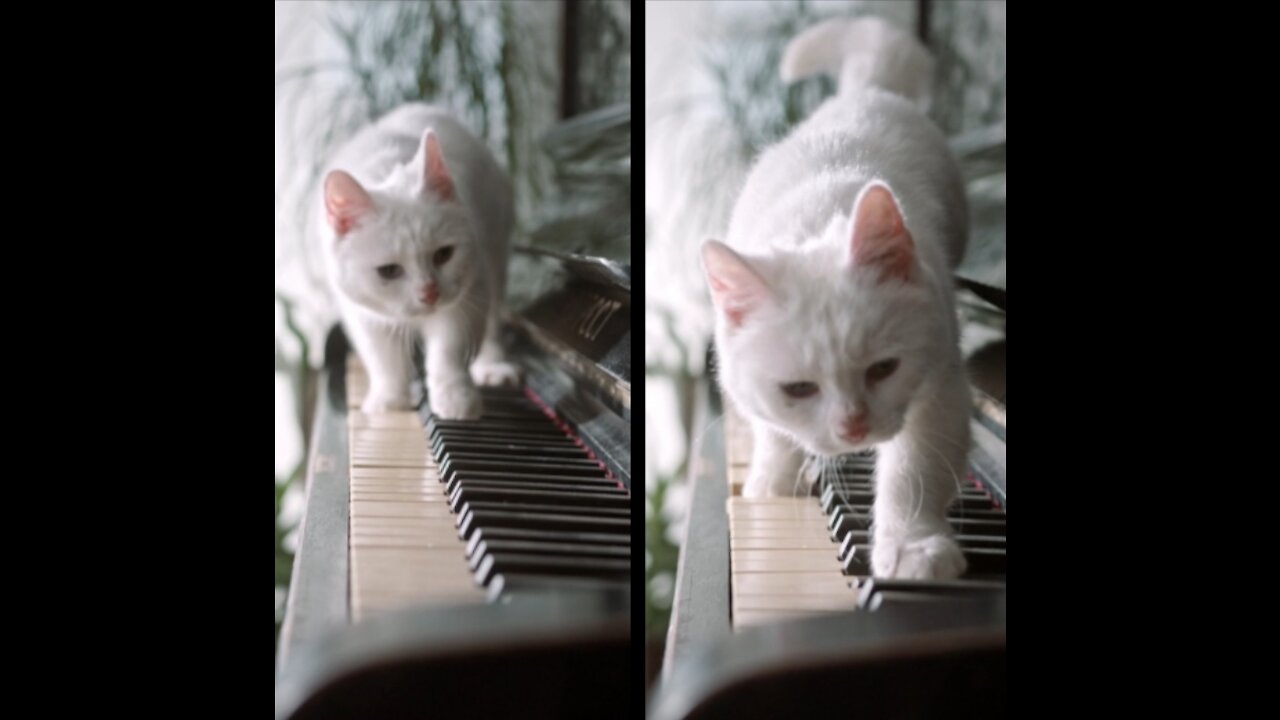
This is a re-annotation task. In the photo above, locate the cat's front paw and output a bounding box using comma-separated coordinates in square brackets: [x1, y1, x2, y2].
[361, 390, 414, 415]
[470, 359, 523, 387]
[429, 381, 482, 420]
[872, 534, 966, 580]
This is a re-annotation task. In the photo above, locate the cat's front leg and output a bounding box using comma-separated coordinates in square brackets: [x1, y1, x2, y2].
[742, 420, 808, 498]
[424, 311, 483, 420]
[469, 311, 522, 387]
[871, 378, 971, 579]
[344, 311, 414, 414]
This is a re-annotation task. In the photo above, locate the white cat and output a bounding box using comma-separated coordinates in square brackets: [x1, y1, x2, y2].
[319, 103, 521, 419]
[701, 18, 973, 580]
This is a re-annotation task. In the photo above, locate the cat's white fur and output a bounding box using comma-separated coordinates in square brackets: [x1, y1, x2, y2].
[318, 103, 520, 419]
[702, 18, 972, 579]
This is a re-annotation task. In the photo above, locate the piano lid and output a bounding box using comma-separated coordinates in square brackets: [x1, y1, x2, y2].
[513, 245, 630, 294]
[511, 246, 631, 390]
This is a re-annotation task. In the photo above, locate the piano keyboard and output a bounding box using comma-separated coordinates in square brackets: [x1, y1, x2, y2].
[345, 357, 630, 622]
[724, 404, 1006, 630]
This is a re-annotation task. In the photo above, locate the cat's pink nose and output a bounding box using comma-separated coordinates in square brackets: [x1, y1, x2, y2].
[840, 413, 869, 441]
[419, 283, 440, 305]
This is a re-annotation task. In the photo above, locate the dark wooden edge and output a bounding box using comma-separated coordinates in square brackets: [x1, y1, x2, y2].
[276, 593, 630, 720]
[277, 326, 352, 676]
[649, 597, 1005, 720]
[660, 377, 732, 688]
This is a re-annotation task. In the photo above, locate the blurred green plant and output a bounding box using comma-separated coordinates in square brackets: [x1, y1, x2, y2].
[529, 105, 630, 257]
[645, 472, 680, 638]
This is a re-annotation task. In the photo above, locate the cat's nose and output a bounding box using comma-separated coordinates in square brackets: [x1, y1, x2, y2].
[840, 413, 869, 441]
[418, 283, 440, 305]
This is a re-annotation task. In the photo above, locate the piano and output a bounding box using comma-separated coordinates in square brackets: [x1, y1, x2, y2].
[275, 249, 632, 719]
[650, 282, 1005, 719]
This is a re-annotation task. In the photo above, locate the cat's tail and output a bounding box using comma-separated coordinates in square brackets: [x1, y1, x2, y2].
[780, 17, 933, 103]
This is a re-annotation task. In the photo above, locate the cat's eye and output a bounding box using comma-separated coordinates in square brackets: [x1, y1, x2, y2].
[376, 264, 403, 280]
[433, 246, 455, 266]
[780, 382, 819, 399]
[866, 358, 899, 383]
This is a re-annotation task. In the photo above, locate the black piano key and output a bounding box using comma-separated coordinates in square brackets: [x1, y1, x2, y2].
[439, 408, 545, 421]
[468, 539, 629, 568]
[444, 472, 621, 496]
[829, 510, 873, 533]
[429, 418, 569, 434]
[828, 503, 1005, 524]
[473, 552, 630, 586]
[430, 424, 577, 439]
[856, 577, 1007, 608]
[430, 427, 581, 450]
[457, 509, 630, 540]
[961, 547, 1006, 575]
[836, 531, 1005, 565]
[432, 433, 576, 451]
[865, 586, 1006, 611]
[449, 485, 631, 513]
[465, 527, 630, 558]
[860, 573, 1008, 607]
[445, 470, 620, 492]
[820, 484, 990, 503]
[841, 544, 873, 575]
[428, 417, 564, 433]
[441, 458, 608, 482]
[458, 500, 629, 520]
[952, 534, 1006, 549]
[438, 451, 601, 468]
[820, 489, 1000, 514]
[819, 491, 874, 513]
[435, 442, 592, 460]
[840, 543, 1006, 577]
[837, 531, 872, 562]
[449, 479, 628, 497]
[830, 513, 1005, 540]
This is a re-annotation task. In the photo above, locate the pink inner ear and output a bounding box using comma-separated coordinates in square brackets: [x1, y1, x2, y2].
[422, 131, 455, 201]
[850, 183, 915, 282]
[324, 171, 373, 236]
[702, 240, 771, 329]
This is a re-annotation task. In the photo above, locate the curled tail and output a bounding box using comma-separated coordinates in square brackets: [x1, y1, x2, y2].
[780, 17, 933, 102]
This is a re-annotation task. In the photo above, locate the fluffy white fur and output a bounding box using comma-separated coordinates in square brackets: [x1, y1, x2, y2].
[702, 18, 972, 580]
[318, 103, 521, 420]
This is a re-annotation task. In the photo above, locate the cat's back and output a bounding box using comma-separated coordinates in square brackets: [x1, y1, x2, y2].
[728, 90, 966, 269]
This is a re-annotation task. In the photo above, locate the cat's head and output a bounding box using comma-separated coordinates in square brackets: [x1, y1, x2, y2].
[323, 129, 478, 321]
[703, 182, 948, 457]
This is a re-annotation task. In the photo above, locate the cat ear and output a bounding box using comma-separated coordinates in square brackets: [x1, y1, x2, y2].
[419, 129, 455, 201]
[701, 240, 772, 329]
[323, 170, 374, 236]
[847, 181, 915, 283]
